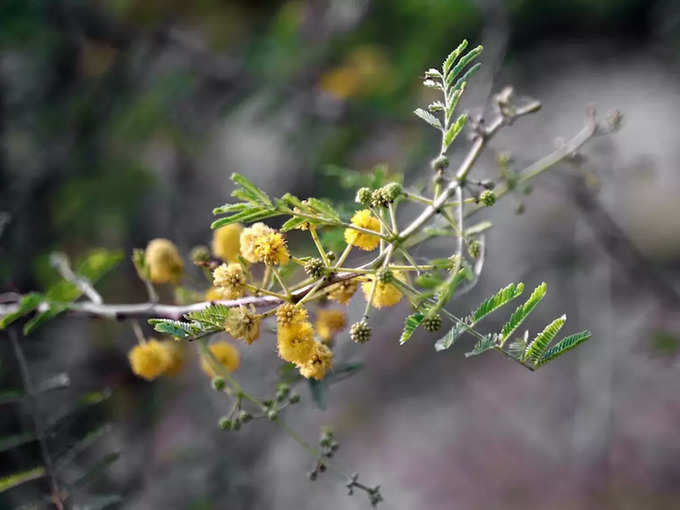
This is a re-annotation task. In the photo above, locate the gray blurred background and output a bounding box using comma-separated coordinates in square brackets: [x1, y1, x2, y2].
[1, 1, 680, 509]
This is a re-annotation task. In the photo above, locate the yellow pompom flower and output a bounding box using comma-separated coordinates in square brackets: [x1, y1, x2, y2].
[344, 209, 381, 251]
[361, 272, 405, 308]
[212, 263, 247, 299]
[161, 341, 185, 377]
[145, 238, 184, 284]
[315, 309, 347, 342]
[240, 223, 274, 263]
[276, 303, 308, 326]
[224, 305, 261, 344]
[212, 223, 242, 262]
[128, 339, 171, 381]
[277, 321, 315, 365]
[253, 231, 290, 266]
[328, 278, 358, 305]
[298, 342, 333, 380]
[201, 340, 240, 377]
[205, 287, 222, 301]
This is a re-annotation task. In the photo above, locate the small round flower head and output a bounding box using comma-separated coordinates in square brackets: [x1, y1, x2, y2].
[350, 320, 371, 344]
[315, 309, 347, 342]
[212, 263, 247, 299]
[383, 182, 402, 202]
[468, 240, 482, 259]
[201, 340, 240, 377]
[277, 321, 315, 365]
[423, 314, 442, 332]
[432, 154, 449, 171]
[328, 278, 358, 305]
[370, 188, 390, 208]
[276, 303, 308, 327]
[298, 342, 333, 380]
[225, 305, 261, 344]
[479, 189, 496, 207]
[361, 272, 404, 308]
[253, 230, 290, 266]
[190, 245, 210, 265]
[344, 210, 380, 251]
[161, 341, 185, 376]
[145, 239, 184, 284]
[212, 223, 243, 262]
[240, 223, 274, 263]
[204, 287, 222, 302]
[304, 258, 326, 280]
[355, 187, 373, 206]
[128, 339, 171, 381]
[377, 269, 393, 284]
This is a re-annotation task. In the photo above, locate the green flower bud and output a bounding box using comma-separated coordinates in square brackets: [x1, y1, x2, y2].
[480, 190, 496, 207]
[304, 258, 326, 279]
[212, 377, 226, 391]
[423, 314, 442, 332]
[350, 321, 371, 344]
[432, 155, 449, 171]
[218, 417, 232, 430]
[468, 240, 482, 259]
[356, 187, 373, 206]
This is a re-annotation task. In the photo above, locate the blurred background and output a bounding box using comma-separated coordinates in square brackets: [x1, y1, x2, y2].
[2, 0, 680, 508]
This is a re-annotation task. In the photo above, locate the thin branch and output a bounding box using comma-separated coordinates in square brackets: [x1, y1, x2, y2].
[50, 252, 103, 304]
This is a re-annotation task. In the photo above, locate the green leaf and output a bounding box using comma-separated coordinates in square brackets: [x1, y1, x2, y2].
[0, 433, 36, 453]
[148, 319, 206, 339]
[23, 304, 68, 335]
[231, 172, 272, 206]
[443, 114, 467, 150]
[415, 272, 443, 289]
[537, 330, 592, 366]
[499, 282, 547, 346]
[281, 192, 304, 208]
[442, 39, 469, 77]
[464, 220, 492, 236]
[472, 282, 525, 323]
[185, 304, 231, 328]
[0, 466, 45, 493]
[212, 202, 250, 215]
[414, 108, 442, 130]
[399, 313, 424, 345]
[523, 314, 566, 365]
[465, 333, 500, 357]
[281, 216, 311, 232]
[132, 248, 150, 280]
[210, 207, 280, 229]
[306, 198, 340, 221]
[0, 293, 43, 329]
[450, 63, 481, 96]
[445, 81, 466, 124]
[75, 249, 124, 283]
[445, 45, 483, 87]
[434, 322, 468, 351]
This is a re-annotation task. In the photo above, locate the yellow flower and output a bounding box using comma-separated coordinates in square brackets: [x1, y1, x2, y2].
[212, 263, 247, 299]
[254, 231, 290, 266]
[212, 223, 242, 262]
[276, 303, 308, 326]
[224, 305, 261, 344]
[315, 309, 347, 342]
[277, 321, 315, 365]
[344, 210, 380, 251]
[205, 287, 222, 301]
[161, 341, 185, 377]
[328, 278, 358, 305]
[128, 339, 171, 381]
[361, 272, 405, 308]
[201, 340, 240, 377]
[240, 223, 273, 263]
[145, 238, 184, 284]
[298, 342, 333, 380]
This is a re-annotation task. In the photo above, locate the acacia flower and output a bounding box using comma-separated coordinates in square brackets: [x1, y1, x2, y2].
[361, 271, 405, 308]
[298, 342, 333, 380]
[277, 321, 315, 365]
[201, 340, 240, 377]
[145, 238, 184, 284]
[315, 309, 347, 342]
[276, 303, 308, 326]
[212, 223, 242, 262]
[344, 209, 381, 251]
[328, 278, 358, 304]
[254, 230, 290, 266]
[128, 339, 171, 381]
[212, 262, 247, 299]
[240, 222, 274, 263]
[161, 341, 185, 377]
[224, 305, 261, 344]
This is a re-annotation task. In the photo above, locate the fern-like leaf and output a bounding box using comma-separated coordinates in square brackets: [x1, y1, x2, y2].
[148, 319, 206, 339]
[399, 312, 424, 345]
[499, 282, 547, 346]
[414, 108, 442, 130]
[443, 114, 467, 150]
[185, 304, 231, 328]
[445, 45, 483, 87]
[434, 321, 468, 351]
[537, 330, 592, 366]
[523, 314, 566, 365]
[472, 282, 525, 323]
[465, 333, 500, 357]
[442, 39, 469, 77]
